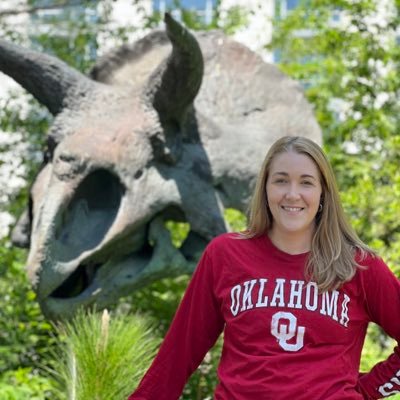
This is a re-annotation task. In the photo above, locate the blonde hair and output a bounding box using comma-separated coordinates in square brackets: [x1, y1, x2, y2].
[243, 135, 373, 291]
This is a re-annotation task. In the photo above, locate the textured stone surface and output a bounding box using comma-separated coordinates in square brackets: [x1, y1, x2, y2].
[0, 15, 321, 319]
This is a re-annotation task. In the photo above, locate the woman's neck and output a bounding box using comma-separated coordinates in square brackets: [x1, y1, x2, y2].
[267, 229, 313, 255]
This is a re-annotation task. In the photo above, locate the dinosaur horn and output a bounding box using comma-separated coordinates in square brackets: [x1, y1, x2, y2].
[0, 39, 97, 115]
[146, 13, 204, 121]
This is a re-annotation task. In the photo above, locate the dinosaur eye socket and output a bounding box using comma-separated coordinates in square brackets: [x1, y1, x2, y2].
[54, 169, 125, 262]
[76, 169, 124, 210]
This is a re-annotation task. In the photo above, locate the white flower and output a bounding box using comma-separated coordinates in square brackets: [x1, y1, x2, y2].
[374, 92, 390, 109]
[0, 211, 15, 239]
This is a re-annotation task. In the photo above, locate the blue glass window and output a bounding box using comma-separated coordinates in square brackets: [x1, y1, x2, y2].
[154, 0, 216, 24]
[276, 0, 299, 18]
[154, 0, 216, 11]
[286, 0, 298, 10]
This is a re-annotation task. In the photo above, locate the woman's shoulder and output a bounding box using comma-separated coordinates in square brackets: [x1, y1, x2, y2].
[207, 231, 259, 253]
[355, 248, 384, 268]
[355, 249, 397, 282]
[208, 232, 243, 248]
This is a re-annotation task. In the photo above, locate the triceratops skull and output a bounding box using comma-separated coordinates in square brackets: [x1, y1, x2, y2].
[0, 14, 321, 319]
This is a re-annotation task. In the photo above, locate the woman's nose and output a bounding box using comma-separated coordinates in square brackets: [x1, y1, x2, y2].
[285, 184, 301, 200]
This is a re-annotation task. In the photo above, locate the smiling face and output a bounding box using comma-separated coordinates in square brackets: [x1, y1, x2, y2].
[266, 150, 323, 252]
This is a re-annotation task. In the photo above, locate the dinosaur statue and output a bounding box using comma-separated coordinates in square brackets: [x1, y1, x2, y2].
[0, 14, 321, 320]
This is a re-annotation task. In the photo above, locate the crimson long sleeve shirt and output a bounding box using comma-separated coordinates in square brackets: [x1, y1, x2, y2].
[128, 233, 400, 399]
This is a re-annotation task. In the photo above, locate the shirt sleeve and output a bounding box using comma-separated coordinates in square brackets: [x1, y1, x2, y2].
[356, 257, 400, 399]
[127, 245, 225, 400]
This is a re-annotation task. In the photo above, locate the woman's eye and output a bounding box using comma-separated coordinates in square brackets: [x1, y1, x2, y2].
[274, 179, 287, 184]
[302, 181, 313, 186]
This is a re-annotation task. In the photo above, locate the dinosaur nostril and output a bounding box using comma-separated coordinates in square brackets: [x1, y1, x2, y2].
[50, 262, 102, 299]
[54, 169, 125, 262]
[134, 169, 143, 179]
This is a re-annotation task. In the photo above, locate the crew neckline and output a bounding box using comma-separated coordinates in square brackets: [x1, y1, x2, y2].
[260, 234, 310, 263]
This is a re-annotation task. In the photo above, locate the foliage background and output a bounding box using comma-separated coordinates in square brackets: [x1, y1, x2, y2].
[272, 1, 400, 398]
[0, 0, 400, 398]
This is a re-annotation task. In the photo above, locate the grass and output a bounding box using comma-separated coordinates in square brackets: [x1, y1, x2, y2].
[52, 308, 159, 400]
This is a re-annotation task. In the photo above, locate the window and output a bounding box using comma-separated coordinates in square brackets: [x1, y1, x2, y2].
[154, 0, 216, 10]
[286, 0, 299, 10]
[29, 0, 97, 36]
[153, 0, 216, 24]
[28, 0, 98, 67]
[277, 0, 299, 18]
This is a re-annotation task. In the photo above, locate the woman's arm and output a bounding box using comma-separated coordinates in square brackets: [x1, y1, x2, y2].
[356, 257, 400, 399]
[128, 246, 225, 400]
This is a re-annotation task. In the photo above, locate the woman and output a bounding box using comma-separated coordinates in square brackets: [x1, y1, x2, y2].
[128, 136, 400, 399]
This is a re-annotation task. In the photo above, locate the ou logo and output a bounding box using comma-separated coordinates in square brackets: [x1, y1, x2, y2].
[271, 312, 305, 352]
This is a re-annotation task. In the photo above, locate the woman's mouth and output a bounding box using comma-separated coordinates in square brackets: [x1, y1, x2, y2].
[281, 206, 304, 212]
